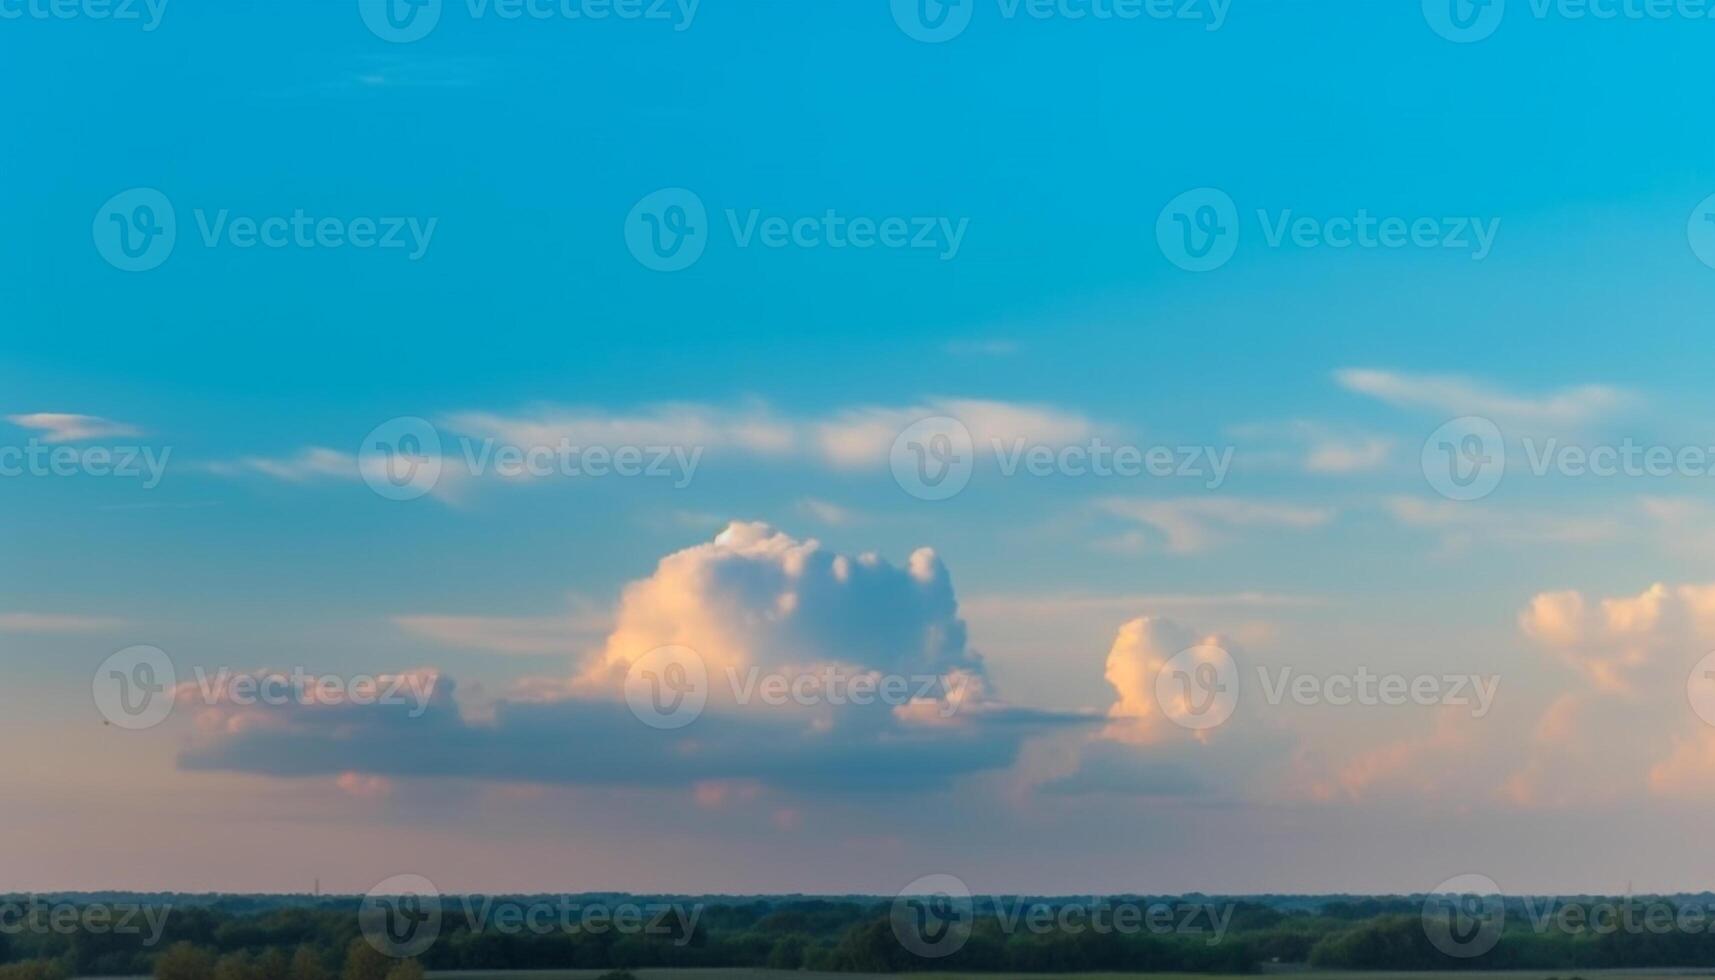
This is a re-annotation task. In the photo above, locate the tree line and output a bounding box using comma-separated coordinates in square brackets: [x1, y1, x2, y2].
[4, 895, 1715, 975]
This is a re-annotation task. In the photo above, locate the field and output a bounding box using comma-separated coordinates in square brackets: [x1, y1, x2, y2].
[429, 970, 1715, 980]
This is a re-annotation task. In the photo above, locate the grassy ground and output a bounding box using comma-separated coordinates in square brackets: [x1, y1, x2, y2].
[430, 970, 1715, 980]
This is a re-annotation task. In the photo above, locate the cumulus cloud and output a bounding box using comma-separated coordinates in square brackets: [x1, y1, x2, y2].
[1023, 616, 1247, 802]
[178, 523, 1086, 794]
[7, 413, 142, 443]
[1510, 581, 1715, 803]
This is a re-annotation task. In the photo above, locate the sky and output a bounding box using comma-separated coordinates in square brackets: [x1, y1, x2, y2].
[5, 0, 1715, 896]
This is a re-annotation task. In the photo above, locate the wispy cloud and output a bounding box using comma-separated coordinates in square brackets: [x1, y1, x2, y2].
[203, 448, 352, 483]
[6, 413, 142, 443]
[1384, 495, 1623, 552]
[796, 498, 860, 526]
[1098, 497, 1334, 554]
[1229, 420, 1394, 475]
[1335, 368, 1629, 428]
[943, 338, 1021, 357]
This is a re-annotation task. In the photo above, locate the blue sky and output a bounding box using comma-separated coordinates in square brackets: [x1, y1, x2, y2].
[5, 0, 1715, 894]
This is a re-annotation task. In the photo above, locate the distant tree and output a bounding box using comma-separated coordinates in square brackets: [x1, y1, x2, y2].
[339, 941, 389, 980]
[288, 946, 330, 980]
[154, 943, 217, 980]
[766, 934, 807, 970]
[0, 962, 70, 980]
[214, 952, 261, 980]
[380, 961, 422, 980]
[255, 948, 289, 980]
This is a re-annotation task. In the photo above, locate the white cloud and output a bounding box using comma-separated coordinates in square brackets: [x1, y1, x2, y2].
[796, 498, 859, 526]
[1335, 368, 1629, 428]
[204, 448, 353, 482]
[1228, 420, 1394, 475]
[1507, 581, 1715, 804]
[1384, 495, 1623, 552]
[1305, 436, 1393, 474]
[811, 398, 1093, 470]
[1098, 497, 1334, 554]
[446, 403, 797, 459]
[7, 413, 142, 443]
[195, 398, 1103, 501]
[179, 523, 1082, 794]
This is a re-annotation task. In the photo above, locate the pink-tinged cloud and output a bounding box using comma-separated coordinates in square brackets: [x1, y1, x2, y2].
[1512, 581, 1715, 803]
[177, 523, 1088, 795]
